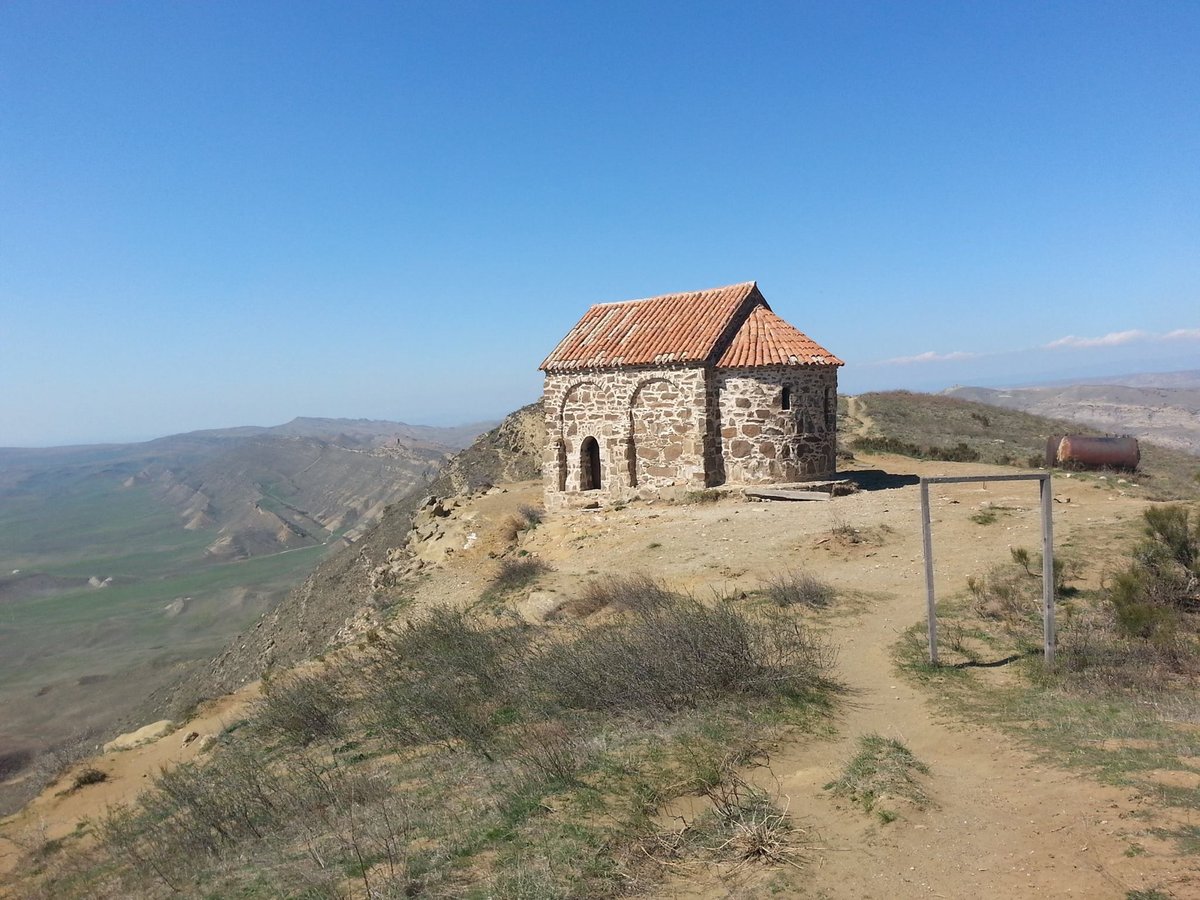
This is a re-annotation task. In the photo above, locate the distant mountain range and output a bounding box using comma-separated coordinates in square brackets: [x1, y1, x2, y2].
[944, 370, 1200, 454]
[0, 415, 496, 811]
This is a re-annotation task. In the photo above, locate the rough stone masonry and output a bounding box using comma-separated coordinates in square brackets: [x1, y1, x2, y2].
[539, 282, 843, 508]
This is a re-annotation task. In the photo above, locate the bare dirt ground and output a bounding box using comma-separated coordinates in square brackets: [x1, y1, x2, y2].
[0, 683, 259, 889]
[2, 451, 1194, 897]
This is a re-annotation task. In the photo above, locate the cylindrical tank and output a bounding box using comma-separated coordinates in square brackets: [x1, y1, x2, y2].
[1054, 434, 1140, 470]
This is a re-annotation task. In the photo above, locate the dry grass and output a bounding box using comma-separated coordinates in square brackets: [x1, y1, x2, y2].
[763, 570, 836, 609]
[826, 733, 930, 822]
[24, 592, 838, 898]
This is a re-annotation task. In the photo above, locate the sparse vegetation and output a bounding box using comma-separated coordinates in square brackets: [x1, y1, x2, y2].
[481, 556, 551, 603]
[825, 733, 931, 821]
[27, 589, 837, 898]
[897, 505, 1200, 859]
[763, 570, 836, 609]
[852, 434, 981, 463]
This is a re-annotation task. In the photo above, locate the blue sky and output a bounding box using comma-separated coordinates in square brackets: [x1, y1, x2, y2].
[1, 1, 1196, 446]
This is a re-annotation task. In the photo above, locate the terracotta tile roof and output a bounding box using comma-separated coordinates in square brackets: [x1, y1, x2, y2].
[540, 281, 842, 372]
[540, 282, 759, 372]
[715, 303, 843, 367]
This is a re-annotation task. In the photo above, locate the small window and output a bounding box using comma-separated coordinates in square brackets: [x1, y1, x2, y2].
[781, 386, 791, 410]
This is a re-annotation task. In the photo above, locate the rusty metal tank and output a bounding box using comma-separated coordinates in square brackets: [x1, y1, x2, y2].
[1047, 434, 1140, 470]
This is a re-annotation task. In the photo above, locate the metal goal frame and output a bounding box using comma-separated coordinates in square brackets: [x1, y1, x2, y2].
[919, 473, 1056, 666]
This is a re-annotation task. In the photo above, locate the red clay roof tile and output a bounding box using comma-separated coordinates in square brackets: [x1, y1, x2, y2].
[715, 303, 843, 367]
[540, 281, 842, 372]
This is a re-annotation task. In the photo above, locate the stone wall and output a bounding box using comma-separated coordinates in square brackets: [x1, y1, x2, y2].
[714, 366, 838, 483]
[542, 367, 708, 506]
[543, 364, 839, 506]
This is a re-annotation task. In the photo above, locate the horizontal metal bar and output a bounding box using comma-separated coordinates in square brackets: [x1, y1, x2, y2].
[920, 473, 1049, 485]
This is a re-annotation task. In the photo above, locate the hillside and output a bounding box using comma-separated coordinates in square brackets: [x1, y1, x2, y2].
[0, 417, 491, 816]
[844, 390, 1200, 501]
[5, 394, 1200, 898]
[148, 403, 545, 723]
[4, 393, 1199, 897]
[945, 379, 1200, 454]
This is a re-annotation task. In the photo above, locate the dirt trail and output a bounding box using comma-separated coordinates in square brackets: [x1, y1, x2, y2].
[845, 394, 876, 440]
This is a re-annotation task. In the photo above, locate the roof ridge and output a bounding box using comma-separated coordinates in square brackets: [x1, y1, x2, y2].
[587, 280, 756, 308]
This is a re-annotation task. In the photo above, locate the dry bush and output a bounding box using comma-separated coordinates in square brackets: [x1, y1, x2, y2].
[483, 556, 551, 600]
[643, 774, 804, 870]
[258, 668, 346, 746]
[966, 566, 1039, 624]
[531, 597, 833, 714]
[517, 504, 544, 527]
[69, 767, 107, 791]
[701, 776, 800, 866]
[507, 721, 588, 786]
[498, 514, 525, 544]
[551, 574, 677, 620]
[764, 570, 835, 609]
[499, 505, 546, 544]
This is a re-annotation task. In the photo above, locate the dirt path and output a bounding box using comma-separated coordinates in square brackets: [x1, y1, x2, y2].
[845, 394, 876, 440]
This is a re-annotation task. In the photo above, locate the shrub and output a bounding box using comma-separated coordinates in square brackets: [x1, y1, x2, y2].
[531, 596, 832, 714]
[70, 767, 108, 790]
[764, 570, 835, 608]
[361, 608, 531, 754]
[483, 557, 551, 600]
[258, 669, 346, 746]
[1109, 504, 1199, 639]
[552, 574, 677, 620]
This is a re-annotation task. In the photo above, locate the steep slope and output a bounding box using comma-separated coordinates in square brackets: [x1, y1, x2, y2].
[150, 403, 545, 718]
[0, 417, 487, 816]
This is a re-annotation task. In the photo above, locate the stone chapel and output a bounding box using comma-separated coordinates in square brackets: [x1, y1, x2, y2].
[539, 281, 844, 507]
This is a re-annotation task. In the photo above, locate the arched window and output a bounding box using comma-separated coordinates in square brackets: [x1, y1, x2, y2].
[580, 437, 602, 491]
[781, 386, 791, 410]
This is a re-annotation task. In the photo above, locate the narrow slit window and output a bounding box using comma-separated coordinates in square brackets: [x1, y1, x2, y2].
[781, 386, 791, 410]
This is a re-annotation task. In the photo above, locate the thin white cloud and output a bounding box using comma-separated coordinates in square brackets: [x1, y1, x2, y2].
[1043, 328, 1200, 350]
[867, 324, 1198, 368]
[1044, 330, 1148, 349]
[879, 350, 977, 365]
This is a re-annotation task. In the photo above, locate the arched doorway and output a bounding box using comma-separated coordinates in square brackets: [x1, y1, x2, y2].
[580, 437, 601, 491]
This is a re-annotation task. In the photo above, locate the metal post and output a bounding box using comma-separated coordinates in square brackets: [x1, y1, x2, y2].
[1040, 474, 1056, 666]
[920, 479, 938, 665]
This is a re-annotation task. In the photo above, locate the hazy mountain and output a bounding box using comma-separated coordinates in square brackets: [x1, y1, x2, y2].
[944, 376, 1200, 454]
[0, 416, 495, 813]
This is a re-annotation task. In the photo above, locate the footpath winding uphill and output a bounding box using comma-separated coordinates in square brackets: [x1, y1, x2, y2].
[2, 451, 1195, 897]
